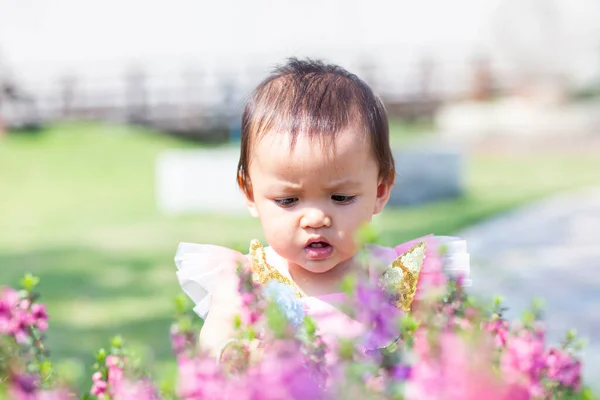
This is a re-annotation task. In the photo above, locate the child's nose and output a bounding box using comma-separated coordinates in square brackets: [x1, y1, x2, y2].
[300, 208, 332, 229]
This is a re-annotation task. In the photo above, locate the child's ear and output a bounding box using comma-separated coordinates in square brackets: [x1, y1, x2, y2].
[239, 179, 259, 218]
[244, 193, 259, 218]
[373, 178, 392, 215]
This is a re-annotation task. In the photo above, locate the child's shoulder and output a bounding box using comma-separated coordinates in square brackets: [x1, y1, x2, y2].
[175, 242, 250, 319]
[174, 240, 291, 318]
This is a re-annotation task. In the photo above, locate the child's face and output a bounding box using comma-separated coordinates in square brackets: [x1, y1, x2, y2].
[244, 127, 392, 274]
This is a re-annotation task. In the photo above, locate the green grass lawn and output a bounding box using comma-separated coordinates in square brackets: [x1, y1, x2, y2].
[1, 121, 599, 391]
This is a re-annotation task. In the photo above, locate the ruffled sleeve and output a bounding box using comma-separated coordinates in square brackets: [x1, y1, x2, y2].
[434, 235, 471, 287]
[371, 235, 471, 308]
[174, 243, 248, 319]
[389, 235, 471, 303]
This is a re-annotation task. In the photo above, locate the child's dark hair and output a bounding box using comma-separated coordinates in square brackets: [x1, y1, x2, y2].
[237, 58, 395, 197]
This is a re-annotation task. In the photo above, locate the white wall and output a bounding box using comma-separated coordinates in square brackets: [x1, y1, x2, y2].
[1, 0, 598, 91]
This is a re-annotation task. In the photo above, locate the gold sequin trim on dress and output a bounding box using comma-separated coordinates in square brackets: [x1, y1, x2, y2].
[249, 240, 304, 298]
[378, 242, 426, 312]
[248, 239, 425, 311]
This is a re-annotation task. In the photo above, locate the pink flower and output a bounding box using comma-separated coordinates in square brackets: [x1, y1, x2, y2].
[113, 379, 159, 400]
[501, 329, 547, 396]
[2, 287, 21, 308]
[36, 388, 74, 400]
[485, 318, 510, 347]
[108, 366, 124, 391]
[30, 304, 49, 331]
[9, 384, 73, 400]
[19, 298, 31, 311]
[409, 331, 515, 400]
[0, 287, 19, 335]
[106, 355, 124, 392]
[9, 312, 30, 344]
[177, 356, 226, 399]
[106, 355, 120, 368]
[90, 371, 108, 396]
[412, 328, 430, 358]
[37, 388, 73, 400]
[545, 348, 581, 391]
[240, 292, 261, 325]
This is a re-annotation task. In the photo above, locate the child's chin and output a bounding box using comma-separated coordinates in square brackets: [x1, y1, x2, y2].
[298, 259, 338, 274]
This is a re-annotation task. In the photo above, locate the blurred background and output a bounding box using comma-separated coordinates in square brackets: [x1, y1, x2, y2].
[1, 0, 599, 391]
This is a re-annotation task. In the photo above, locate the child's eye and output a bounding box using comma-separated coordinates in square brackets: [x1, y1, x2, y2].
[274, 198, 298, 207]
[331, 195, 356, 204]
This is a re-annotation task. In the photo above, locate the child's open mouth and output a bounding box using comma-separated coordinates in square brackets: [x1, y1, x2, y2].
[304, 241, 333, 260]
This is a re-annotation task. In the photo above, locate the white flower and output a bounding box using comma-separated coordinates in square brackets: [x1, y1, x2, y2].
[263, 281, 306, 326]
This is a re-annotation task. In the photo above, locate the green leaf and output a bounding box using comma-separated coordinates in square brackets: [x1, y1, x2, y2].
[579, 388, 595, 400]
[492, 295, 504, 309]
[96, 348, 107, 363]
[566, 329, 577, 342]
[303, 316, 317, 337]
[340, 274, 357, 295]
[438, 243, 449, 256]
[20, 273, 40, 293]
[356, 223, 380, 245]
[39, 360, 53, 380]
[111, 335, 123, 349]
[400, 314, 419, 333]
[522, 310, 535, 326]
[233, 314, 242, 330]
[174, 294, 188, 314]
[178, 316, 192, 332]
[338, 339, 355, 360]
[265, 302, 288, 338]
[346, 362, 378, 381]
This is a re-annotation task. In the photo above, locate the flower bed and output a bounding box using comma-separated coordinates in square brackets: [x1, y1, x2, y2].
[0, 263, 594, 400]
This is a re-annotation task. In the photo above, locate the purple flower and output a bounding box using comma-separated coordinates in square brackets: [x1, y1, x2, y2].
[354, 280, 401, 349]
[391, 364, 412, 381]
[13, 373, 38, 394]
[246, 341, 323, 400]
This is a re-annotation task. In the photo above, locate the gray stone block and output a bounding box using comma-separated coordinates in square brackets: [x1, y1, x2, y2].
[156, 147, 247, 214]
[389, 147, 465, 206]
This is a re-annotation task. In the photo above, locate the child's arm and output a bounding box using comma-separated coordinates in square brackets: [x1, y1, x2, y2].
[198, 266, 243, 357]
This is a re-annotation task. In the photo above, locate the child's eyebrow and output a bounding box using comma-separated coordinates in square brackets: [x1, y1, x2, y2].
[267, 181, 303, 192]
[266, 178, 361, 193]
[324, 179, 362, 190]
